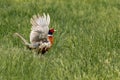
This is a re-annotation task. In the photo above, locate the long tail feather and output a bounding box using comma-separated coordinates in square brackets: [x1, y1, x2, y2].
[14, 33, 29, 45]
[14, 33, 39, 49]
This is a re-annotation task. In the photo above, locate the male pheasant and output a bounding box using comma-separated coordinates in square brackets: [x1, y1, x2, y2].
[15, 13, 55, 54]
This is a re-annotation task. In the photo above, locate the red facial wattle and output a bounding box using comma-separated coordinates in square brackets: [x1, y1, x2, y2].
[50, 28, 55, 33]
[48, 28, 55, 35]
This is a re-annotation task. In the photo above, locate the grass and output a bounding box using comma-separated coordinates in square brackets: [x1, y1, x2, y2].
[0, 0, 120, 80]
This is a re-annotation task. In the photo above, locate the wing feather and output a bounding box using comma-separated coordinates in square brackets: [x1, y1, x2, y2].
[46, 13, 50, 26]
[30, 13, 50, 39]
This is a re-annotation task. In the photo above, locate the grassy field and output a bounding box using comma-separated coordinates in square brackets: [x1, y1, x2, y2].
[0, 0, 120, 80]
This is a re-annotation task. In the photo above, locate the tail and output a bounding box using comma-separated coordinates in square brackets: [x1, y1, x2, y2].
[14, 33, 29, 45]
[14, 33, 40, 49]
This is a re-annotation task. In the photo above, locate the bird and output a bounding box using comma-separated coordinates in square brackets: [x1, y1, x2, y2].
[14, 13, 55, 54]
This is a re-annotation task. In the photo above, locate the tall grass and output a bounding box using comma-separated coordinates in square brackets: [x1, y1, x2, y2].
[0, 0, 120, 80]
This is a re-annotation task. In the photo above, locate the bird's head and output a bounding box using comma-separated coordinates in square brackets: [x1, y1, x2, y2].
[48, 28, 56, 35]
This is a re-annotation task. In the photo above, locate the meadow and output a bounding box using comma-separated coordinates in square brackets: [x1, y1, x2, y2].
[0, 0, 120, 80]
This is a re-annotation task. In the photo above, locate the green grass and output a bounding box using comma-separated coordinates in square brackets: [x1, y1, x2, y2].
[0, 0, 120, 80]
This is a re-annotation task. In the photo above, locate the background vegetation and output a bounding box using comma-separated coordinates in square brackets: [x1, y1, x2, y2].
[0, 0, 120, 80]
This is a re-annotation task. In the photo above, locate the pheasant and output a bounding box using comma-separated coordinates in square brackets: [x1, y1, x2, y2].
[15, 13, 55, 54]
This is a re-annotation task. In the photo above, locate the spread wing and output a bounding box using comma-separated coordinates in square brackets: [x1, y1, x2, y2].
[30, 13, 50, 39]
